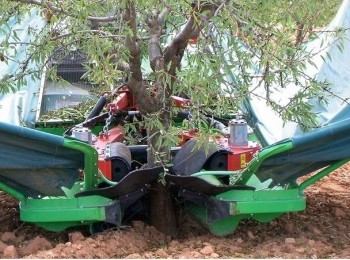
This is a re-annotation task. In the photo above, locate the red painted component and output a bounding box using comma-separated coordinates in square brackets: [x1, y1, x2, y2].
[188, 37, 199, 45]
[91, 87, 260, 181]
[175, 113, 258, 171]
[93, 127, 124, 180]
[226, 146, 259, 171]
[178, 129, 199, 146]
[213, 136, 260, 171]
[172, 96, 192, 108]
[98, 160, 112, 180]
[179, 132, 260, 171]
[107, 87, 138, 113]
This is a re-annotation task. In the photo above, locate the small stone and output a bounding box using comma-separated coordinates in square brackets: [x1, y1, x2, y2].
[68, 231, 85, 243]
[313, 228, 322, 235]
[285, 244, 296, 253]
[269, 221, 278, 227]
[132, 220, 145, 233]
[258, 250, 270, 257]
[308, 239, 315, 247]
[285, 237, 296, 244]
[169, 240, 180, 248]
[211, 252, 220, 258]
[65, 242, 72, 246]
[18, 237, 53, 256]
[72, 243, 83, 250]
[125, 253, 141, 258]
[0, 241, 8, 253]
[1, 232, 16, 243]
[190, 251, 202, 258]
[155, 248, 168, 258]
[3, 245, 18, 259]
[247, 231, 255, 239]
[17, 235, 25, 243]
[200, 245, 214, 255]
[143, 252, 154, 258]
[46, 251, 55, 258]
[94, 250, 109, 259]
[284, 223, 295, 234]
[334, 207, 347, 218]
[236, 238, 244, 244]
[295, 247, 305, 253]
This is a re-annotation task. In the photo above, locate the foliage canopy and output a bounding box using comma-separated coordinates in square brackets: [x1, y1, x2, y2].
[0, 0, 344, 153]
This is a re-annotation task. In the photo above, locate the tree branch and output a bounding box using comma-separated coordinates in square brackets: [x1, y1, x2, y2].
[122, 2, 157, 113]
[51, 30, 121, 41]
[164, 2, 219, 65]
[11, 0, 120, 22]
[122, 1, 142, 81]
[146, 8, 167, 72]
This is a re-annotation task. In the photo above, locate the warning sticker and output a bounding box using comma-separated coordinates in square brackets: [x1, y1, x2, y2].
[240, 154, 246, 168]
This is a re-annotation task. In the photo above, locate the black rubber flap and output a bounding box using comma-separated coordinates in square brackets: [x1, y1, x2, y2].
[75, 166, 163, 199]
[106, 142, 132, 182]
[172, 139, 231, 176]
[165, 174, 254, 196]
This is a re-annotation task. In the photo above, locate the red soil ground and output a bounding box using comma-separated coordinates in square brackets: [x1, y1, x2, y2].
[0, 163, 350, 258]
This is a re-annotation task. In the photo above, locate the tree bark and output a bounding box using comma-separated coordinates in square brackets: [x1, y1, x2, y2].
[149, 180, 177, 236]
[146, 106, 177, 236]
[123, 1, 220, 237]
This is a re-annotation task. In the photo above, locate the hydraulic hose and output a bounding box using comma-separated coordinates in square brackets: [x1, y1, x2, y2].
[86, 95, 108, 120]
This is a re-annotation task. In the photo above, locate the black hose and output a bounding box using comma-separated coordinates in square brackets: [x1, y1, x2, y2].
[206, 117, 227, 131]
[86, 95, 108, 120]
[176, 110, 227, 132]
[176, 110, 192, 120]
[82, 112, 109, 128]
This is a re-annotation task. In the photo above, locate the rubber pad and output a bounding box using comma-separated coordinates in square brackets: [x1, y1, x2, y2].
[75, 166, 163, 199]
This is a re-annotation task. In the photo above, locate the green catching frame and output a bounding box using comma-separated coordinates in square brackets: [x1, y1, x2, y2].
[185, 140, 350, 236]
[14, 137, 116, 232]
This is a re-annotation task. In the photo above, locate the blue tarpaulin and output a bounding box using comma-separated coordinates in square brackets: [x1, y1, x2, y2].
[0, 9, 46, 127]
[223, 0, 350, 146]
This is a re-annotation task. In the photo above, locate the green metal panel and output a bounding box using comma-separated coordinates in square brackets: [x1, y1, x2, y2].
[238, 140, 294, 184]
[0, 181, 26, 201]
[219, 188, 306, 215]
[252, 213, 283, 222]
[229, 197, 305, 215]
[35, 222, 87, 232]
[299, 159, 349, 191]
[20, 195, 114, 231]
[0, 121, 66, 146]
[35, 126, 71, 136]
[188, 204, 245, 236]
[184, 156, 349, 236]
[36, 124, 104, 136]
[217, 188, 301, 201]
[187, 187, 306, 236]
[63, 138, 99, 190]
[195, 174, 223, 185]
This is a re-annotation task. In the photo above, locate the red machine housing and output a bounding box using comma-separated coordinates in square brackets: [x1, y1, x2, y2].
[179, 131, 260, 171]
[92, 90, 260, 180]
[95, 128, 125, 180]
[93, 87, 136, 180]
[216, 136, 260, 170]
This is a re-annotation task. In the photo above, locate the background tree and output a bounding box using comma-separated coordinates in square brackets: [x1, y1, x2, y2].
[0, 0, 344, 235]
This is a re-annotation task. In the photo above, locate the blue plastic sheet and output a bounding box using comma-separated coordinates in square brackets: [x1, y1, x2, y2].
[0, 9, 46, 127]
[224, 0, 350, 146]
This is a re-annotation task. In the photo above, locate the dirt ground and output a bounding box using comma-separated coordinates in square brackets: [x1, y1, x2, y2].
[0, 163, 350, 258]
